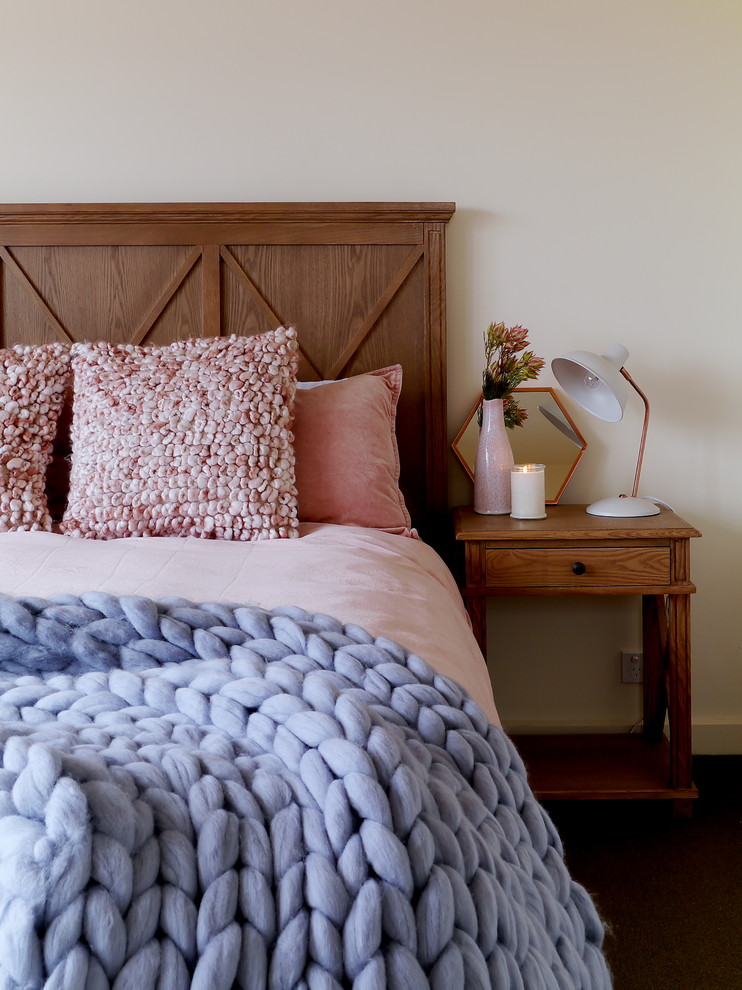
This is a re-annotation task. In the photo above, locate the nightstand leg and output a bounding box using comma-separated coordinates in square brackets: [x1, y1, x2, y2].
[642, 595, 668, 743]
[667, 593, 693, 792]
[643, 592, 694, 803]
[465, 595, 487, 657]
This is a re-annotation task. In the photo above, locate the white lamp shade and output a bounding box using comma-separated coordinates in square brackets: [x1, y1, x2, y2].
[551, 344, 629, 423]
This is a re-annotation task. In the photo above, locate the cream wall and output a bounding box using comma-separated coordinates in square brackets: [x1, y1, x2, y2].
[2, 0, 740, 751]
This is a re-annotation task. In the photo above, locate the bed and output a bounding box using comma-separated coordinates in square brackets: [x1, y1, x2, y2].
[0, 203, 611, 989]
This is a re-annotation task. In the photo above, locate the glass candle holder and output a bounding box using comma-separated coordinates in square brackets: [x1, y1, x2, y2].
[510, 464, 547, 519]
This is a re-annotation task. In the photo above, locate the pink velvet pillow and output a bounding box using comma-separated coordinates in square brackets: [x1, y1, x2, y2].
[62, 330, 299, 541]
[0, 343, 71, 532]
[293, 365, 412, 535]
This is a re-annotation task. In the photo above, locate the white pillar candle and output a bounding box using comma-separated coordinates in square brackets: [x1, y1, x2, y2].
[510, 464, 547, 519]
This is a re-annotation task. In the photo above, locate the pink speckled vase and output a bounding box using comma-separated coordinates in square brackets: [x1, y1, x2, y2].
[473, 398, 514, 515]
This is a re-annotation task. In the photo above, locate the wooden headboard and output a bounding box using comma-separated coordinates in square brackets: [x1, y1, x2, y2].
[0, 202, 454, 541]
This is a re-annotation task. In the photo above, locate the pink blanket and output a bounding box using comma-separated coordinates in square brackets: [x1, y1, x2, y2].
[0, 523, 498, 724]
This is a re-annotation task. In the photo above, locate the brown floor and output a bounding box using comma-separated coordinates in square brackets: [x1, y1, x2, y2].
[546, 757, 742, 990]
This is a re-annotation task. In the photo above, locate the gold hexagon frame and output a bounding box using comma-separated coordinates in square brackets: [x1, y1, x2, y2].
[452, 387, 587, 504]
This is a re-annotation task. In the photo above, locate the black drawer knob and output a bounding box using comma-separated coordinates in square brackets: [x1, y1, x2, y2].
[572, 561, 586, 575]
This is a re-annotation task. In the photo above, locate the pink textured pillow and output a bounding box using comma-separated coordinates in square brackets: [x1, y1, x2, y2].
[62, 330, 299, 540]
[293, 366, 412, 535]
[0, 343, 71, 532]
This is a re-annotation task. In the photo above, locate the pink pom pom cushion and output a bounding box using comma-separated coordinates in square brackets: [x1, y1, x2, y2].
[62, 329, 299, 540]
[0, 343, 71, 532]
[293, 365, 413, 536]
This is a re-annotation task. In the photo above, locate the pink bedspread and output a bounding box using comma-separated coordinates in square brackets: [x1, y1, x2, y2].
[0, 523, 498, 724]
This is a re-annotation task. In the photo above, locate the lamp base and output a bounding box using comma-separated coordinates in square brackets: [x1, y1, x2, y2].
[586, 496, 661, 518]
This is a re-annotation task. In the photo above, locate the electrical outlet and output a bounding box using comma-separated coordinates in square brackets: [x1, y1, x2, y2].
[621, 652, 643, 683]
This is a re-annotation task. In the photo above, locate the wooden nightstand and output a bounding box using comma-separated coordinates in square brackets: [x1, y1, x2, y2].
[454, 504, 701, 812]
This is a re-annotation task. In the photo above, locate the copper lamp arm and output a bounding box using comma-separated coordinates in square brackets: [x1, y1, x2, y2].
[620, 367, 650, 498]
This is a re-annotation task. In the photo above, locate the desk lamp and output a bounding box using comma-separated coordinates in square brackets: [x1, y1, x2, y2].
[551, 344, 660, 517]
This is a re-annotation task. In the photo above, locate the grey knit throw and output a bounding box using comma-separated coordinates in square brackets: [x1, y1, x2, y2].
[0, 592, 611, 989]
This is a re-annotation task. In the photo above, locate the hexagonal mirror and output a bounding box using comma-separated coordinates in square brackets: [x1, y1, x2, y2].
[451, 387, 587, 503]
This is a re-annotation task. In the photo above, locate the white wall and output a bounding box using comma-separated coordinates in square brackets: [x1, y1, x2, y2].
[2, 0, 740, 750]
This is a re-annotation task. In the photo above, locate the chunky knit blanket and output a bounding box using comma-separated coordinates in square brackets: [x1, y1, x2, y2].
[0, 593, 611, 989]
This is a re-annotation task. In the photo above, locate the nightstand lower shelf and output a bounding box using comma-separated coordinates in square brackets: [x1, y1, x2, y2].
[511, 733, 699, 805]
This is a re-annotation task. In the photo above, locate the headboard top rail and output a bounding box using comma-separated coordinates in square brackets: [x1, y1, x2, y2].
[0, 202, 455, 226]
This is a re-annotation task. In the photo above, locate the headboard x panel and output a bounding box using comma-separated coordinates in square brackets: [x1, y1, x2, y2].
[0, 202, 455, 540]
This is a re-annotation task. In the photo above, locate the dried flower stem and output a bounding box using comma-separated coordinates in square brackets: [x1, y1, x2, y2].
[481, 322, 545, 428]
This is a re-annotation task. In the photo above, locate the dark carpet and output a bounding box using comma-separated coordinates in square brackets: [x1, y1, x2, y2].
[546, 757, 742, 989]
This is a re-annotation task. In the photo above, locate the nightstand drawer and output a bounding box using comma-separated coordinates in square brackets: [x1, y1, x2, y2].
[484, 546, 671, 588]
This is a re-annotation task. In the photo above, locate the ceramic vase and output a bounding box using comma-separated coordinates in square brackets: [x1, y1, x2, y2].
[473, 397, 514, 514]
